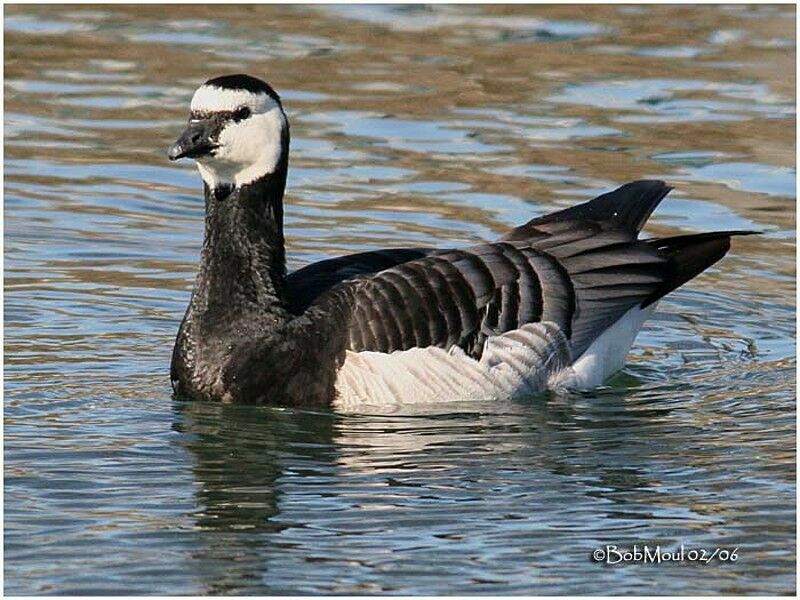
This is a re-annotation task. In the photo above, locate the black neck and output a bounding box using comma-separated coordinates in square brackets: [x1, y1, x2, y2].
[191, 158, 290, 329]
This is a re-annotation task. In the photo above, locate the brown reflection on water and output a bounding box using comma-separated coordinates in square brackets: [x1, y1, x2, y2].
[4, 3, 796, 361]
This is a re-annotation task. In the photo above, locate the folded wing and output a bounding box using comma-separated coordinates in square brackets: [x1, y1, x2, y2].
[304, 181, 749, 363]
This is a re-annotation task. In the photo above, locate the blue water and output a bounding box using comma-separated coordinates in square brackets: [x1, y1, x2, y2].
[4, 4, 796, 594]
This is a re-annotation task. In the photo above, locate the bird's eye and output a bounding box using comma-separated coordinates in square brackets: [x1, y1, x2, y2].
[232, 106, 251, 122]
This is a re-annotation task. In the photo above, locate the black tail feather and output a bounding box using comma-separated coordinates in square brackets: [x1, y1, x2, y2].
[504, 180, 672, 241]
[642, 230, 757, 307]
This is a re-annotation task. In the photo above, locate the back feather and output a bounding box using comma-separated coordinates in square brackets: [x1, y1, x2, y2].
[503, 180, 672, 241]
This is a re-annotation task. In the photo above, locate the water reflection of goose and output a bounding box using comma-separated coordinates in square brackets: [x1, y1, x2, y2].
[167, 74, 751, 408]
[174, 401, 339, 594]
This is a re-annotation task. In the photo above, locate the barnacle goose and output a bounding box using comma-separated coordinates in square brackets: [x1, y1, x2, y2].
[168, 74, 751, 407]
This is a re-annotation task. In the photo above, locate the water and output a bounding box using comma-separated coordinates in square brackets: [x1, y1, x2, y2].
[4, 4, 795, 595]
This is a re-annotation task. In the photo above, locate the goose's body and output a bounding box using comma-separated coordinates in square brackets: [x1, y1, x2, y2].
[169, 74, 748, 408]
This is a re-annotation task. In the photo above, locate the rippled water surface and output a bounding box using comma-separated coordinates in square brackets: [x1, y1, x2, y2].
[4, 4, 796, 595]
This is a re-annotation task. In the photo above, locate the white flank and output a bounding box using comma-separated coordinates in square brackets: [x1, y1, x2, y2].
[191, 85, 287, 188]
[334, 322, 572, 410]
[552, 304, 656, 390]
[335, 306, 657, 409]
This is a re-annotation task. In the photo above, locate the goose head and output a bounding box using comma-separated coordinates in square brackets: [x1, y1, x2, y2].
[168, 74, 289, 190]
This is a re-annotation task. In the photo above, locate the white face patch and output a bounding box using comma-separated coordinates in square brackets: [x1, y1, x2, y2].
[189, 85, 287, 188]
